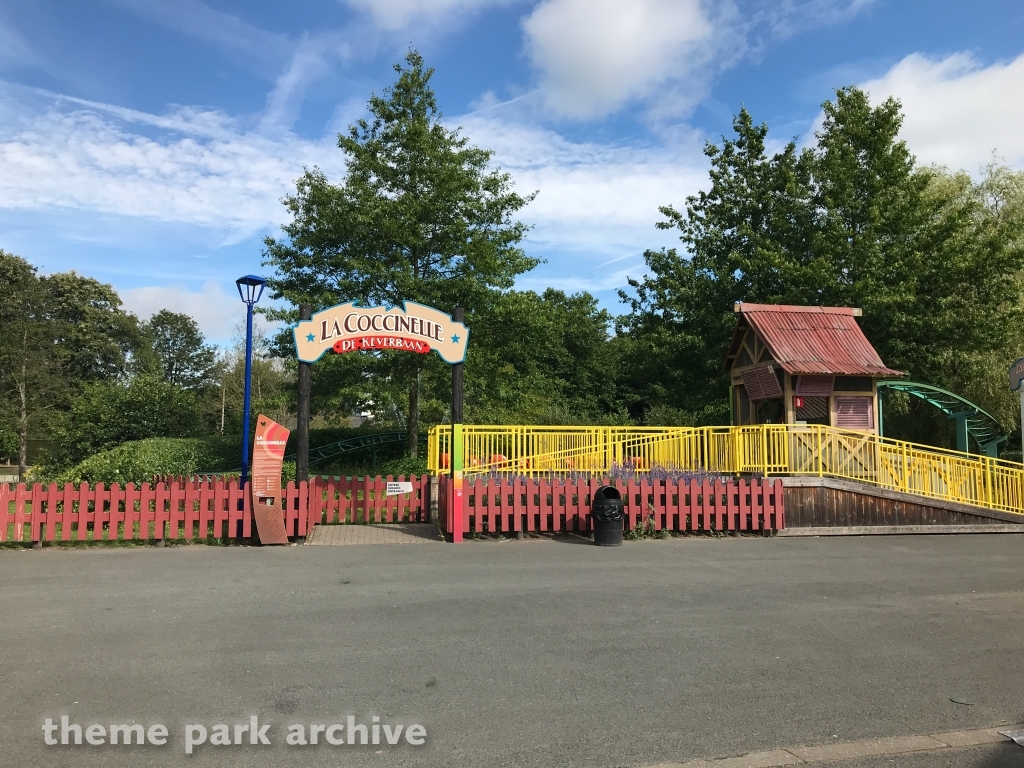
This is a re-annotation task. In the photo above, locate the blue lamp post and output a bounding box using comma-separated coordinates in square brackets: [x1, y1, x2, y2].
[236, 275, 266, 489]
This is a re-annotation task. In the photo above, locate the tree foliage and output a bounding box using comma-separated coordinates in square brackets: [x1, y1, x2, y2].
[142, 309, 217, 390]
[46, 375, 201, 469]
[620, 87, 1024, 446]
[264, 49, 537, 454]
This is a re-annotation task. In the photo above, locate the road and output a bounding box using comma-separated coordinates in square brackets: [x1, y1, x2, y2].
[2, 533, 1024, 767]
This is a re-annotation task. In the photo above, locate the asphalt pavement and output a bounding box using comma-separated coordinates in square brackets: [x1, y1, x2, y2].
[2, 533, 1024, 767]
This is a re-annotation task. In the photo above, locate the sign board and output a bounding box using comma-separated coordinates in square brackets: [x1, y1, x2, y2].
[1010, 357, 1024, 391]
[386, 481, 414, 496]
[251, 414, 290, 545]
[293, 301, 469, 365]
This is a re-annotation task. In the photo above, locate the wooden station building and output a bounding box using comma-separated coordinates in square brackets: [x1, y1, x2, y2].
[726, 303, 903, 434]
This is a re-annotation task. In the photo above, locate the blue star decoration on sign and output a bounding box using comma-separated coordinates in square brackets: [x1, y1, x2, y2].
[306, 333, 316, 342]
[451, 334, 460, 344]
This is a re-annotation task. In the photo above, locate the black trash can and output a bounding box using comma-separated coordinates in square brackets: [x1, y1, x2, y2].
[590, 486, 624, 547]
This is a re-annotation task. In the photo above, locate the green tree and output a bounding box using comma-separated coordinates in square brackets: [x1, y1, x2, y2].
[142, 310, 217, 390]
[618, 106, 817, 418]
[40, 271, 143, 383]
[208, 325, 294, 437]
[264, 50, 537, 455]
[45, 375, 201, 469]
[0, 251, 60, 478]
[621, 87, 1024, 444]
[464, 289, 618, 423]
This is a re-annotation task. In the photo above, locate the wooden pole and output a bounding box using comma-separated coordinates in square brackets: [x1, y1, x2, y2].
[451, 306, 464, 424]
[296, 304, 312, 483]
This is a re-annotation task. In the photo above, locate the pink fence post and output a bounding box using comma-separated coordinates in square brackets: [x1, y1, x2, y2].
[452, 475, 464, 542]
[0, 483, 9, 543]
[751, 479, 763, 531]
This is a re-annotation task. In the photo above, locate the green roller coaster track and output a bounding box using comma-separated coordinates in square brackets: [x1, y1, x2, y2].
[201, 432, 424, 476]
[876, 380, 1006, 457]
[289, 432, 427, 467]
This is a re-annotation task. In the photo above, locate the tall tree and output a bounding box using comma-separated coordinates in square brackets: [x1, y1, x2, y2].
[142, 310, 217, 390]
[0, 252, 59, 478]
[265, 50, 537, 456]
[618, 107, 817, 417]
[41, 271, 143, 383]
[621, 87, 1024, 441]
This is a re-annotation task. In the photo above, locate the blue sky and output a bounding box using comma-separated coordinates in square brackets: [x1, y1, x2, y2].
[2, 0, 1023, 343]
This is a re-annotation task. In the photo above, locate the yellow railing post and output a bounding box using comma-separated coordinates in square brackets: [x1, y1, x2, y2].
[984, 455, 993, 509]
[817, 425, 823, 477]
[901, 441, 908, 492]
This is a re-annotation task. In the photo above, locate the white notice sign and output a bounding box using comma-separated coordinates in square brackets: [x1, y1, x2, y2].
[386, 481, 414, 496]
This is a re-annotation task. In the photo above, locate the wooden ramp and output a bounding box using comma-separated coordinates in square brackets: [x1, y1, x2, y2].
[779, 476, 1024, 535]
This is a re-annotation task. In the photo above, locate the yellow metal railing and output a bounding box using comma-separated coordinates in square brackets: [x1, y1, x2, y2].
[427, 423, 1024, 516]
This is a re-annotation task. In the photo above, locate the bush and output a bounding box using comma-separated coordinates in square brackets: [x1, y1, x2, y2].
[376, 455, 428, 477]
[1001, 449, 1023, 464]
[46, 375, 202, 469]
[37, 436, 239, 486]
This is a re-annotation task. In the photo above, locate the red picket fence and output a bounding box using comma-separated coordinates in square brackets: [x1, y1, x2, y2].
[440, 476, 784, 539]
[307, 475, 430, 525]
[1, 475, 430, 544]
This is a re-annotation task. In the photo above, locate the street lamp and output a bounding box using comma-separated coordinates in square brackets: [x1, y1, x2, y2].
[236, 274, 266, 489]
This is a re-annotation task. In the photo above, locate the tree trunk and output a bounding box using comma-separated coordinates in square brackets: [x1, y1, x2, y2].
[17, 366, 27, 481]
[407, 369, 421, 458]
[220, 378, 226, 435]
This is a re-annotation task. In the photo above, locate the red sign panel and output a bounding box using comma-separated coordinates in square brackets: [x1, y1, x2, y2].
[251, 415, 290, 544]
[332, 335, 431, 355]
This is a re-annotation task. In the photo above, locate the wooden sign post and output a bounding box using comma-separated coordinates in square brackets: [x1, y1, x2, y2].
[251, 414, 290, 544]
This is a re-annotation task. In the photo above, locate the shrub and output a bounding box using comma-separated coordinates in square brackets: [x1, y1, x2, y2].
[376, 455, 428, 477]
[38, 436, 238, 486]
[46, 375, 202, 469]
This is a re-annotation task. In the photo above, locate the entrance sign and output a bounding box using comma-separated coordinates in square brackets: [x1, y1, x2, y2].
[294, 301, 469, 365]
[386, 481, 414, 496]
[251, 414, 290, 545]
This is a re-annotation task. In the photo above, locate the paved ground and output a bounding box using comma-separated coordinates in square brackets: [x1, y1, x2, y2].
[306, 523, 444, 545]
[3, 534, 1024, 768]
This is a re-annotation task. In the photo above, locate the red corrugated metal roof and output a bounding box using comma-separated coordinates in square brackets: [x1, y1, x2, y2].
[728, 303, 904, 377]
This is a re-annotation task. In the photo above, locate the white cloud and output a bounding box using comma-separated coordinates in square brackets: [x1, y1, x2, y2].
[0, 78, 706, 299]
[520, 0, 874, 121]
[460, 114, 705, 291]
[260, 33, 354, 134]
[343, 0, 516, 31]
[120, 281, 275, 342]
[0, 84, 347, 242]
[859, 52, 1024, 172]
[522, 0, 717, 119]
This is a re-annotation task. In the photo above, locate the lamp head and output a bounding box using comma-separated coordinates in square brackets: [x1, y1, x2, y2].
[236, 275, 266, 305]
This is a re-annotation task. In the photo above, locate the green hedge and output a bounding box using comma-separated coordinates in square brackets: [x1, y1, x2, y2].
[36, 437, 240, 486]
[32, 427, 412, 487]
